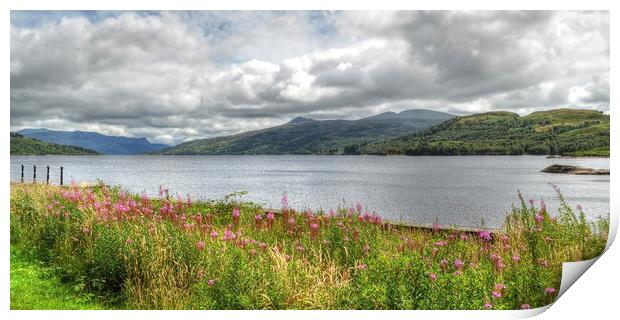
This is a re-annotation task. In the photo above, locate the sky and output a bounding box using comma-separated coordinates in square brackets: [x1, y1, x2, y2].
[10, 11, 610, 145]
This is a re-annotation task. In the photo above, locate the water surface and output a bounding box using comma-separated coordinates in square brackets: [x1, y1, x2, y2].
[10, 155, 610, 228]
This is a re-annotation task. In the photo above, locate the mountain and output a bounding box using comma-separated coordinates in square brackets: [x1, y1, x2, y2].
[155, 109, 455, 155]
[356, 109, 609, 156]
[10, 132, 99, 155]
[18, 128, 169, 155]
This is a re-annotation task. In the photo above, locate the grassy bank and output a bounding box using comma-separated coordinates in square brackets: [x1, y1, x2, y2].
[10, 246, 105, 309]
[10, 182, 608, 309]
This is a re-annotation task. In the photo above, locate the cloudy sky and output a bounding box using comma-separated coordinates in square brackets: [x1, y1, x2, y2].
[10, 11, 609, 145]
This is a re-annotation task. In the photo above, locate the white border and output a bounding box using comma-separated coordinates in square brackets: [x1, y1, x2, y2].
[2, 1, 617, 320]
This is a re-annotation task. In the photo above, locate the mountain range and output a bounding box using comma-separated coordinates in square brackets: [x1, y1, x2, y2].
[11, 108, 609, 157]
[17, 128, 169, 155]
[10, 132, 100, 155]
[154, 109, 455, 155]
[356, 109, 609, 156]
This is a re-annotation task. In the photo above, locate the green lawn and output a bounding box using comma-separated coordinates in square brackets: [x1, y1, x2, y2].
[10, 246, 105, 310]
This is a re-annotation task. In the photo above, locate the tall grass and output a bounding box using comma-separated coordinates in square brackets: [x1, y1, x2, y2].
[10, 182, 608, 309]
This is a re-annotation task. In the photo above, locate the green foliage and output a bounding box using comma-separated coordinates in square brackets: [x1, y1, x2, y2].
[10, 246, 106, 310]
[10, 132, 99, 155]
[10, 183, 609, 310]
[154, 110, 454, 155]
[357, 109, 609, 156]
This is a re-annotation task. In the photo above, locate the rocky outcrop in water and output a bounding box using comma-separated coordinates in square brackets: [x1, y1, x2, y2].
[541, 164, 609, 175]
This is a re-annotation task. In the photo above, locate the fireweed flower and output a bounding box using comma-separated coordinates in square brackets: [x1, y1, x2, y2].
[255, 214, 263, 229]
[495, 260, 505, 270]
[454, 259, 464, 270]
[483, 303, 492, 309]
[356, 203, 363, 214]
[512, 255, 521, 262]
[521, 304, 530, 309]
[281, 192, 289, 209]
[492, 291, 502, 299]
[535, 213, 544, 224]
[310, 222, 319, 239]
[545, 287, 556, 296]
[429, 273, 437, 282]
[495, 283, 506, 291]
[266, 211, 275, 228]
[478, 230, 492, 242]
[363, 243, 370, 254]
[232, 208, 240, 225]
[196, 240, 205, 251]
[210, 230, 218, 240]
[440, 259, 448, 271]
[208, 279, 216, 287]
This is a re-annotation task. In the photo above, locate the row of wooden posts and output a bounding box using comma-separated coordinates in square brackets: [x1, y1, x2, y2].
[19, 164, 64, 185]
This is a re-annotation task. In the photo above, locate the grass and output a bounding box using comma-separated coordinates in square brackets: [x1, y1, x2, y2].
[10, 246, 105, 310]
[563, 146, 610, 157]
[10, 182, 609, 310]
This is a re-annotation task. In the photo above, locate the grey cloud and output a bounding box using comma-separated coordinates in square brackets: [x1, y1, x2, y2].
[10, 11, 609, 145]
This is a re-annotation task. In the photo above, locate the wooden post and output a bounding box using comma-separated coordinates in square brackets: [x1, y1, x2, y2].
[20, 164, 24, 183]
[60, 167, 64, 186]
[46, 166, 50, 185]
[33, 165, 37, 183]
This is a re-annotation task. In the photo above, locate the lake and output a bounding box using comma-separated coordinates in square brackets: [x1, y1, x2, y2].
[10, 155, 609, 229]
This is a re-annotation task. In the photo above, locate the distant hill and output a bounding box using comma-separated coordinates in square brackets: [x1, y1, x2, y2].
[10, 132, 99, 155]
[18, 128, 169, 155]
[356, 109, 609, 156]
[154, 109, 455, 155]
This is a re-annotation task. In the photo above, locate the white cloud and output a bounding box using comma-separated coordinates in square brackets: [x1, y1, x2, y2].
[11, 11, 609, 144]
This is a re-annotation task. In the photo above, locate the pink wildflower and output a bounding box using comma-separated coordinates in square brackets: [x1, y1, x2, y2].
[483, 303, 492, 309]
[440, 259, 448, 271]
[492, 291, 502, 299]
[255, 214, 263, 229]
[478, 230, 492, 242]
[281, 192, 289, 209]
[363, 243, 370, 254]
[454, 259, 464, 270]
[535, 213, 544, 224]
[521, 304, 530, 309]
[208, 279, 216, 287]
[232, 208, 240, 225]
[429, 273, 437, 282]
[266, 211, 275, 228]
[355, 203, 363, 214]
[545, 287, 556, 296]
[196, 240, 205, 251]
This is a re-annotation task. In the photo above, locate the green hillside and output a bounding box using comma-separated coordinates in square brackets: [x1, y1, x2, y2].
[356, 109, 609, 156]
[10, 132, 100, 155]
[155, 109, 454, 155]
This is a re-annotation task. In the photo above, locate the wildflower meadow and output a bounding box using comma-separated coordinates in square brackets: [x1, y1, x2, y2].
[9, 182, 608, 310]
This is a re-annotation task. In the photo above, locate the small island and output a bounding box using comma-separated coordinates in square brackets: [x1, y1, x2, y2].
[541, 164, 609, 175]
